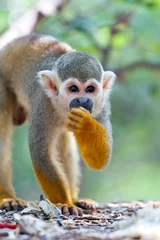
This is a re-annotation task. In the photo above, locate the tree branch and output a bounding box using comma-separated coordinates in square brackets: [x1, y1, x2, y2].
[114, 61, 160, 75]
[100, 14, 132, 69]
[0, 0, 67, 49]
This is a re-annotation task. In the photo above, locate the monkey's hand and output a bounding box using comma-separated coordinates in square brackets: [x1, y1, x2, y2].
[56, 204, 83, 216]
[0, 198, 27, 211]
[74, 198, 99, 210]
[66, 107, 110, 169]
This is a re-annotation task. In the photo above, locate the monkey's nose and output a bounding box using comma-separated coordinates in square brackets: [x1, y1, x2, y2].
[69, 97, 93, 113]
[77, 97, 90, 104]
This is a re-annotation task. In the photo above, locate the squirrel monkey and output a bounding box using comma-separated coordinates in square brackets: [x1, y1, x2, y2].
[0, 34, 116, 215]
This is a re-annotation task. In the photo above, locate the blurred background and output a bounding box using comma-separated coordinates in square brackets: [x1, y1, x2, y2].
[0, 0, 160, 203]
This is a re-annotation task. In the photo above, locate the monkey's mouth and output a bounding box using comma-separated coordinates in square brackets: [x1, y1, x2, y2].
[69, 97, 93, 113]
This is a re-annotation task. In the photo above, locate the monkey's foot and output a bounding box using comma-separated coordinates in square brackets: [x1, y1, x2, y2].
[0, 198, 27, 211]
[57, 204, 83, 216]
[74, 198, 99, 210]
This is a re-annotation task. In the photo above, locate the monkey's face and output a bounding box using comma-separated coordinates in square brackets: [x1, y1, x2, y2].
[57, 78, 104, 117]
[38, 70, 116, 119]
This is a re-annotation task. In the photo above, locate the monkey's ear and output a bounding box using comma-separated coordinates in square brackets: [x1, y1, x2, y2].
[102, 71, 116, 90]
[38, 70, 58, 97]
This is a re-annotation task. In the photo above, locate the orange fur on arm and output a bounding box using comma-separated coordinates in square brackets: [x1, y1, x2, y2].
[66, 108, 111, 170]
[75, 119, 110, 169]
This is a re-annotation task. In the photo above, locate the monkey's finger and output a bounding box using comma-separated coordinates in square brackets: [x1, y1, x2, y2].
[65, 120, 76, 129]
[68, 206, 78, 215]
[62, 206, 70, 215]
[68, 113, 83, 122]
[13, 200, 26, 210]
[75, 200, 97, 210]
[77, 207, 83, 216]
[69, 206, 83, 216]
[18, 200, 27, 207]
[66, 125, 76, 132]
[70, 108, 86, 118]
[10, 201, 19, 211]
[79, 107, 90, 113]
[56, 203, 67, 210]
[66, 120, 83, 130]
[2, 202, 11, 211]
[81, 201, 94, 210]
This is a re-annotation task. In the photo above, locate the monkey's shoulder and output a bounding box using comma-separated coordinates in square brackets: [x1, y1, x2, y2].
[1, 34, 73, 65]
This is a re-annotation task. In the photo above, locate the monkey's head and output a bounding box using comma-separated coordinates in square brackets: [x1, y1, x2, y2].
[38, 52, 116, 118]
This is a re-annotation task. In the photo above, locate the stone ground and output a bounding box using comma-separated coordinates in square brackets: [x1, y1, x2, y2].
[0, 198, 160, 239]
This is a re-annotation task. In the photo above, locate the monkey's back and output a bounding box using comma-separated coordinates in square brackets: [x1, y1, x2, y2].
[0, 34, 73, 107]
[0, 34, 73, 83]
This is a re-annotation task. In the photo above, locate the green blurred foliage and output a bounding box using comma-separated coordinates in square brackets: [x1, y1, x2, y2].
[0, 0, 160, 202]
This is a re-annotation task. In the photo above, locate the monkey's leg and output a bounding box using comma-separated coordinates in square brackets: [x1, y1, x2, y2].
[58, 132, 93, 213]
[58, 132, 81, 203]
[29, 101, 82, 215]
[0, 94, 26, 210]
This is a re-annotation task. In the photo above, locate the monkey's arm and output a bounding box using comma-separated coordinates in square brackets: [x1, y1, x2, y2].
[66, 107, 111, 169]
[29, 96, 73, 207]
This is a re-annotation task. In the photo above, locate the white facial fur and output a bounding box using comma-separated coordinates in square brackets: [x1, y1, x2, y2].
[38, 70, 116, 119]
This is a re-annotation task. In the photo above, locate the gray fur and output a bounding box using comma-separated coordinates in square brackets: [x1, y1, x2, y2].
[0, 33, 115, 207]
[95, 100, 113, 164]
[55, 52, 103, 82]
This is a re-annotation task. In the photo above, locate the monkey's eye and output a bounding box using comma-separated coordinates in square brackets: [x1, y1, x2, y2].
[86, 86, 95, 93]
[69, 85, 79, 92]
